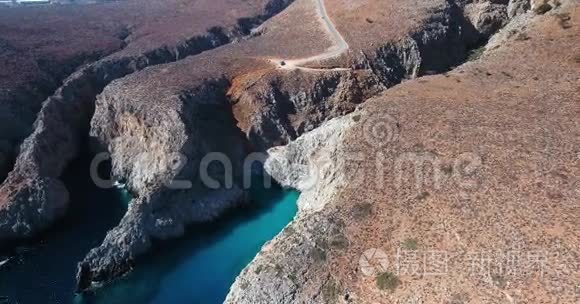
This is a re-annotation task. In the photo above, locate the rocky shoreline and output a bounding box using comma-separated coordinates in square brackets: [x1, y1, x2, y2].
[1, 0, 577, 301]
[0, 0, 295, 245]
[227, 1, 579, 302]
[74, 0, 521, 289]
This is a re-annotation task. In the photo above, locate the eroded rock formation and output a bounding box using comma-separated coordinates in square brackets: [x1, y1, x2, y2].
[5, 1, 574, 302]
[227, 1, 579, 302]
[0, 0, 295, 244]
[73, 0, 530, 289]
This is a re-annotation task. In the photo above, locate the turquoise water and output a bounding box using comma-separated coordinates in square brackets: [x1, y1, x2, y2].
[0, 153, 298, 304]
[78, 187, 298, 304]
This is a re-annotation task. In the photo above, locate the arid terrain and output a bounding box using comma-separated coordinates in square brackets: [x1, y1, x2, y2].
[0, 0, 578, 302]
[227, 3, 579, 302]
[0, 0, 293, 181]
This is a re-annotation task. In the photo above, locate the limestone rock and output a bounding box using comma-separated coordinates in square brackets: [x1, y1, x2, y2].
[465, 1, 510, 36]
[264, 113, 358, 212]
[531, 0, 553, 14]
[230, 69, 381, 151]
[76, 69, 250, 288]
[0, 175, 68, 241]
[508, 0, 531, 17]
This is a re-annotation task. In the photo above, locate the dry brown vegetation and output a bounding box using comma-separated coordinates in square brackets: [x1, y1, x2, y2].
[319, 7, 579, 303]
[0, 0, 578, 302]
[0, 0, 285, 101]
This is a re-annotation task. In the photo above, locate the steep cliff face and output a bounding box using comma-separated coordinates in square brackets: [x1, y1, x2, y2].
[0, 176, 69, 240]
[0, 0, 296, 245]
[231, 0, 513, 153]
[0, 64, 110, 241]
[0, 25, 126, 183]
[90, 77, 242, 195]
[75, 53, 270, 288]
[74, 0, 524, 289]
[264, 114, 359, 212]
[354, 0, 483, 86]
[76, 73, 256, 290]
[227, 113, 364, 303]
[227, 2, 578, 302]
[229, 69, 381, 150]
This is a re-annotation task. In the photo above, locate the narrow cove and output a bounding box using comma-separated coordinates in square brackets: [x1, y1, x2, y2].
[0, 151, 298, 304]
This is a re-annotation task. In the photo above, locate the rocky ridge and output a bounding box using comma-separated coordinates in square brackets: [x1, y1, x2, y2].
[76, 74, 251, 289]
[0, 0, 567, 298]
[71, 0, 520, 289]
[0, 0, 295, 244]
[0, 14, 127, 182]
[226, 1, 579, 302]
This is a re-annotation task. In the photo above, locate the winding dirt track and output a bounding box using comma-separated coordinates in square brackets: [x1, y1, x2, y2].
[274, 0, 350, 69]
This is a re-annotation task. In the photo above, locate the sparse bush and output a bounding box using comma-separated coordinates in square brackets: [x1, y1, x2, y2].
[415, 191, 430, 200]
[311, 246, 327, 263]
[322, 278, 340, 303]
[442, 164, 453, 175]
[402, 238, 419, 250]
[240, 280, 249, 290]
[287, 273, 299, 285]
[330, 234, 349, 250]
[515, 32, 531, 41]
[449, 292, 470, 304]
[351, 202, 373, 220]
[534, 3, 552, 14]
[555, 13, 572, 29]
[376, 272, 400, 291]
[492, 273, 507, 289]
[273, 264, 283, 277]
[284, 226, 295, 236]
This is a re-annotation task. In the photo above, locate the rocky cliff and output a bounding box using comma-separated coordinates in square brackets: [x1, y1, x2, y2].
[227, 1, 579, 302]
[0, 0, 295, 245]
[72, 0, 519, 289]
[231, 0, 516, 152]
[76, 74, 252, 289]
[2, 0, 575, 301]
[229, 69, 381, 150]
